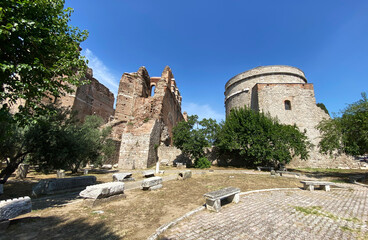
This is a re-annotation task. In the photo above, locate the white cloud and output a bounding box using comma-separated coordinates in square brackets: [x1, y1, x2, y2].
[83, 49, 119, 97]
[181, 102, 225, 123]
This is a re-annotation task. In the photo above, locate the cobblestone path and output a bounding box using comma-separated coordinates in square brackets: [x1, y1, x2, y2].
[163, 188, 368, 240]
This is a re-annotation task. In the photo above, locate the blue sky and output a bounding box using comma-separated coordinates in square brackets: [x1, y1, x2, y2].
[66, 0, 368, 122]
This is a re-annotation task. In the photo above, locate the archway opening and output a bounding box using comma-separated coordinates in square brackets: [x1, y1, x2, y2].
[151, 85, 156, 96]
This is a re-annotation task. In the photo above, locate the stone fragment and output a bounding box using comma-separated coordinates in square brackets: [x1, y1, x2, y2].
[101, 164, 112, 169]
[142, 170, 155, 178]
[0, 197, 32, 221]
[32, 176, 96, 197]
[112, 173, 134, 182]
[83, 169, 89, 175]
[15, 164, 29, 179]
[148, 184, 162, 191]
[92, 210, 104, 214]
[177, 170, 192, 180]
[113, 164, 118, 168]
[142, 176, 163, 190]
[56, 169, 65, 178]
[79, 182, 125, 199]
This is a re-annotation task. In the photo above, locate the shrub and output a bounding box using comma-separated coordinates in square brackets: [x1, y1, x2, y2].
[194, 157, 211, 169]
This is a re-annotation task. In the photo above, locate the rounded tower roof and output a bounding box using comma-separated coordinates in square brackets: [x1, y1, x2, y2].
[225, 65, 307, 90]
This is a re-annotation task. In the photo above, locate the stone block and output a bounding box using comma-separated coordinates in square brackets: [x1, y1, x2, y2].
[142, 170, 155, 178]
[15, 164, 29, 179]
[79, 182, 125, 199]
[0, 184, 3, 195]
[177, 170, 192, 180]
[101, 164, 112, 169]
[0, 197, 32, 221]
[148, 184, 162, 191]
[112, 173, 134, 182]
[32, 176, 96, 197]
[57, 169, 65, 178]
[142, 176, 163, 190]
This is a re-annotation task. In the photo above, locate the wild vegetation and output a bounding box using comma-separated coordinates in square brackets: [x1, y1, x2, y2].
[0, 0, 103, 184]
[173, 115, 219, 168]
[0, 0, 89, 123]
[317, 92, 368, 156]
[0, 107, 114, 184]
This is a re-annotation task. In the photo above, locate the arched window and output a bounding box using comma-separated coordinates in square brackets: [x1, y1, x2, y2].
[284, 100, 291, 110]
[151, 85, 156, 96]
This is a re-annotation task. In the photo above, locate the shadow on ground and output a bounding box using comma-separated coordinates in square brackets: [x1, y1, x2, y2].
[2, 216, 120, 240]
[290, 169, 368, 183]
[31, 191, 81, 210]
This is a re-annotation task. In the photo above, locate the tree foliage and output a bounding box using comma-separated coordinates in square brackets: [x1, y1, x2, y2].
[0, 107, 114, 184]
[216, 107, 310, 167]
[317, 103, 329, 116]
[317, 92, 368, 156]
[0, 0, 88, 122]
[172, 115, 219, 168]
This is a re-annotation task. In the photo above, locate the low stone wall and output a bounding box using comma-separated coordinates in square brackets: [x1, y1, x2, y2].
[32, 176, 96, 197]
[158, 145, 190, 166]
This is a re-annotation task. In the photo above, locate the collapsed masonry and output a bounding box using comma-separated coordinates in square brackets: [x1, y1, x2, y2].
[107, 66, 184, 169]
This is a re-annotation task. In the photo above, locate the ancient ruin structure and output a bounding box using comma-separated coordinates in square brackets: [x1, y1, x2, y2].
[52, 68, 115, 122]
[225, 65, 357, 168]
[8, 68, 115, 123]
[107, 66, 184, 169]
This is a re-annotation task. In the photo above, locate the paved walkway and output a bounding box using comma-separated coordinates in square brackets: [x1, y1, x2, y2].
[163, 187, 368, 240]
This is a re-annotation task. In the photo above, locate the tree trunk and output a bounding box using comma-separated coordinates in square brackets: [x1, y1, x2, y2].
[0, 158, 23, 184]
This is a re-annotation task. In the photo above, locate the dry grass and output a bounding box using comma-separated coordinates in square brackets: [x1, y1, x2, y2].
[2, 173, 302, 240]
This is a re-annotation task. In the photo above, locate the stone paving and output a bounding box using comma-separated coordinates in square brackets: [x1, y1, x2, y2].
[163, 187, 368, 239]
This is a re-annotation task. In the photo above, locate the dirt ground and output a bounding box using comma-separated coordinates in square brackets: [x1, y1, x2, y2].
[2, 172, 303, 240]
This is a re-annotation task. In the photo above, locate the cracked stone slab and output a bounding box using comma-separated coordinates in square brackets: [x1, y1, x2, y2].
[79, 182, 125, 199]
[0, 197, 32, 221]
[112, 172, 133, 182]
[142, 176, 163, 190]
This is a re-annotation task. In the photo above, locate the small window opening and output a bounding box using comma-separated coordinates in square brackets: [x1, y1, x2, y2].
[285, 100, 291, 110]
[151, 85, 156, 96]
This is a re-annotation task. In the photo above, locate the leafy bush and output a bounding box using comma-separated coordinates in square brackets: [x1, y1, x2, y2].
[317, 92, 368, 156]
[173, 115, 219, 161]
[216, 106, 310, 167]
[194, 157, 211, 169]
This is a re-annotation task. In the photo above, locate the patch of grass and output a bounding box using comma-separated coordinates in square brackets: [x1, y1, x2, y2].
[340, 226, 356, 232]
[294, 206, 362, 224]
[294, 206, 323, 215]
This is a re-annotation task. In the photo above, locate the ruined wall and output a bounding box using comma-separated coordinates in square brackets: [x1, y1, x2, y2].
[7, 68, 115, 123]
[112, 66, 184, 169]
[157, 145, 189, 166]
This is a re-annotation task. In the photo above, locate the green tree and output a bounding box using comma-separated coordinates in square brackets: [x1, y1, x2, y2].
[172, 115, 219, 168]
[0, 107, 115, 184]
[216, 107, 309, 167]
[0, 0, 88, 122]
[317, 92, 368, 156]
